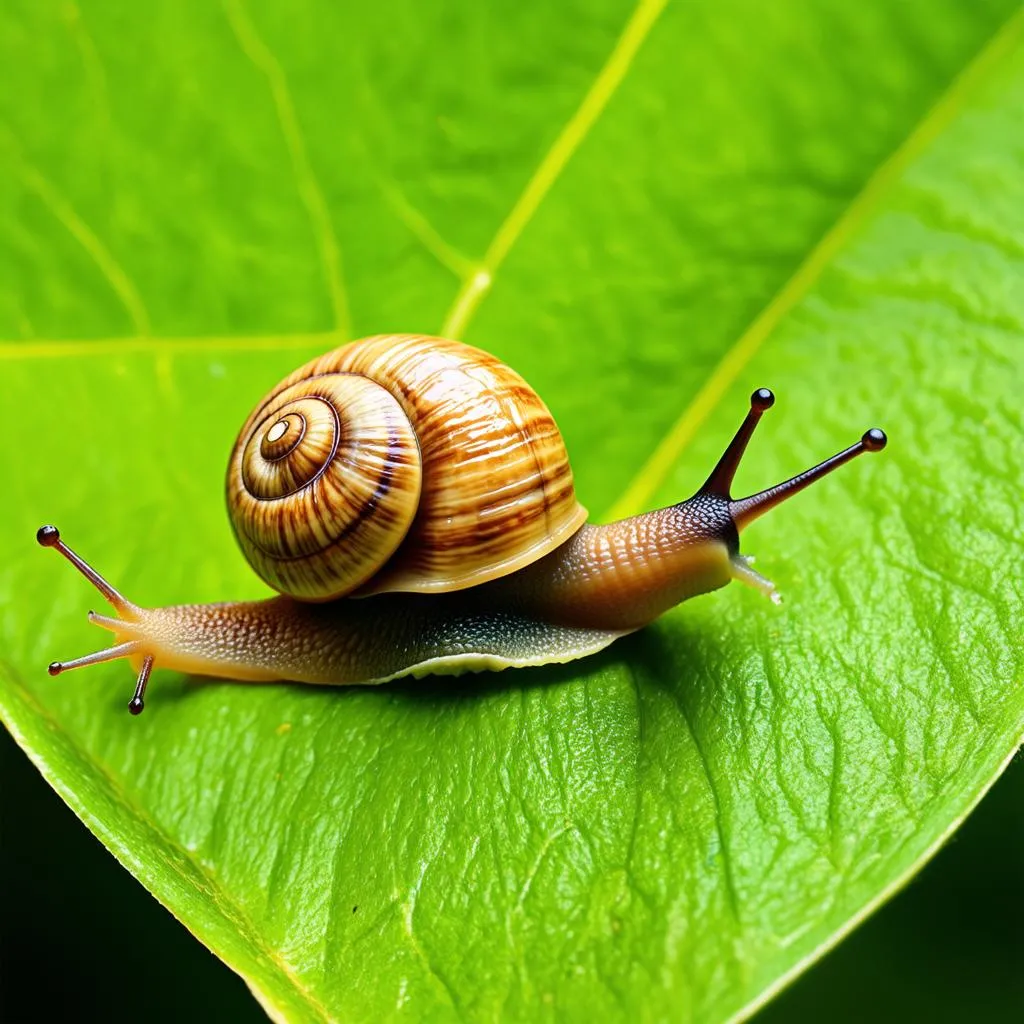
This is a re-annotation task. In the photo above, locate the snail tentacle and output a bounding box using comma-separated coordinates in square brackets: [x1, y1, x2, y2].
[37, 526, 156, 713]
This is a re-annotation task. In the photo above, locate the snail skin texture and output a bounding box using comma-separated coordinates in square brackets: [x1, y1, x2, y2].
[39, 334, 887, 714]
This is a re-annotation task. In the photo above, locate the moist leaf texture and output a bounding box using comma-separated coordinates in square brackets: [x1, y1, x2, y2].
[1, 2, 1022, 1021]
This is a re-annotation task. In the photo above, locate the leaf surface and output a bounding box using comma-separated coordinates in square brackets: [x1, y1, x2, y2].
[1, 2, 1022, 1021]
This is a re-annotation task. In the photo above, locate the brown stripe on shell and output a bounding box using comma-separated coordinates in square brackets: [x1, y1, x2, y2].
[227, 334, 586, 598]
[328, 335, 586, 594]
[227, 370, 422, 601]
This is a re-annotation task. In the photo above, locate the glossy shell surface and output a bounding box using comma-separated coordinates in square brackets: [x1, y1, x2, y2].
[228, 334, 587, 600]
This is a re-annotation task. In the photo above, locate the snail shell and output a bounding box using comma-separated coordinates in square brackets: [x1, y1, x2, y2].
[227, 334, 587, 602]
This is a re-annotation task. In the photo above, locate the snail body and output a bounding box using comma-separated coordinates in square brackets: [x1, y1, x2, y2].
[40, 335, 887, 713]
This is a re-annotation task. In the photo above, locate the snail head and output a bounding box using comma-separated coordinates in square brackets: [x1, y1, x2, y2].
[682, 388, 887, 602]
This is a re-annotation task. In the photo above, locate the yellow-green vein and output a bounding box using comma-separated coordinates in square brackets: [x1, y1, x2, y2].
[222, 0, 351, 338]
[14, 159, 151, 336]
[440, 0, 668, 339]
[380, 180, 475, 280]
[608, 4, 1024, 521]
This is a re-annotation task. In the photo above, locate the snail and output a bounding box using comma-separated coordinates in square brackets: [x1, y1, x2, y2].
[38, 334, 887, 714]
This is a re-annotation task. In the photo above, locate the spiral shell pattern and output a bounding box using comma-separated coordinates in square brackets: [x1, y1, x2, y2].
[227, 373, 422, 601]
[228, 334, 587, 600]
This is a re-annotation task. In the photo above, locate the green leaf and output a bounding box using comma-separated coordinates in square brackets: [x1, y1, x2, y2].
[2, 1, 1022, 1021]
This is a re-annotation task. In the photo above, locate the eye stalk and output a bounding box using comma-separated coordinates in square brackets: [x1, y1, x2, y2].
[691, 388, 887, 600]
[36, 525, 153, 714]
[699, 387, 776, 498]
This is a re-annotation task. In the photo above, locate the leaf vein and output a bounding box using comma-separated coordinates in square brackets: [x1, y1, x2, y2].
[670, 689, 743, 925]
[222, 0, 351, 338]
[13, 156, 151, 336]
[401, 868, 461, 1011]
[440, 0, 668, 338]
[608, 3, 1024, 520]
[379, 178, 475, 279]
